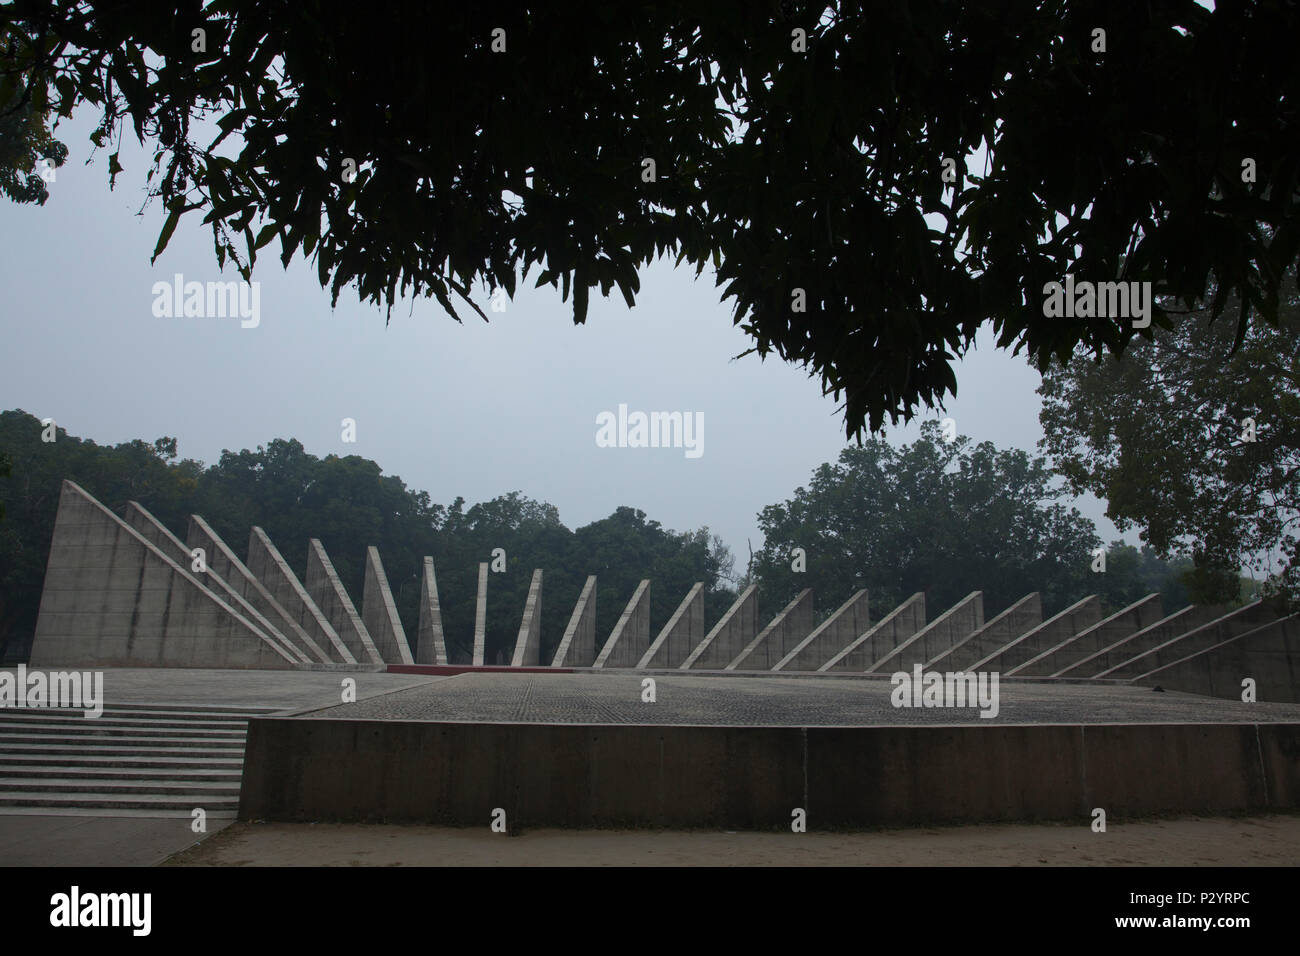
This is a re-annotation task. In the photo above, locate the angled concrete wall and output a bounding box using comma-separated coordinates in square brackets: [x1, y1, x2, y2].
[775, 589, 869, 672]
[728, 589, 814, 671]
[1062, 604, 1224, 678]
[510, 570, 544, 667]
[416, 558, 450, 666]
[30, 481, 297, 669]
[363, 546, 414, 666]
[594, 580, 651, 669]
[1134, 614, 1300, 703]
[1098, 600, 1276, 680]
[821, 593, 925, 672]
[927, 593, 1040, 671]
[187, 514, 323, 664]
[305, 539, 383, 665]
[681, 585, 757, 670]
[974, 595, 1102, 673]
[472, 562, 488, 666]
[1013, 594, 1164, 677]
[552, 576, 596, 667]
[639, 583, 705, 669]
[125, 502, 307, 665]
[247, 527, 352, 664]
[867, 591, 983, 674]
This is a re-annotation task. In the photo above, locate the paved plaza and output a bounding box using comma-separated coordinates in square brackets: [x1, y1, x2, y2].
[301, 670, 1300, 726]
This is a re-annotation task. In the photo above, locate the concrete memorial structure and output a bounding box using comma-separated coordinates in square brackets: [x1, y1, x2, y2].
[307, 538, 384, 666]
[594, 580, 651, 668]
[510, 570, 545, 667]
[415, 558, 449, 666]
[639, 582, 705, 669]
[551, 575, 596, 667]
[681, 584, 757, 670]
[28, 481, 1300, 706]
[17, 480, 1300, 831]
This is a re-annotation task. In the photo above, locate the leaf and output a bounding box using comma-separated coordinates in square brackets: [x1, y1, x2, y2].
[152, 205, 182, 263]
[254, 223, 278, 250]
[574, 276, 589, 324]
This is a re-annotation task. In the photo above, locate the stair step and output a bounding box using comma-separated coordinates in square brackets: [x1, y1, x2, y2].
[0, 723, 245, 738]
[2, 753, 243, 769]
[0, 793, 240, 810]
[0, 699, 258, 812]
[0, 733, 245, 748]
[0, 723, 245, 739]
[0, 742, 245, 758]
[0, 778, 240, 794]
[0, 807, 240, 819]
[90, 704, 277, 716]
[0, 712, 252, 730]
[0, 766, 242, 781]
[1, 704, 269, 718]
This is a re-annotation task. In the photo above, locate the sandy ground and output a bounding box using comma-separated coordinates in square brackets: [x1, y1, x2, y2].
[163, 813, 1300, 866]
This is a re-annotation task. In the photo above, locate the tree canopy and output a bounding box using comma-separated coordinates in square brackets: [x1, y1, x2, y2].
[1038, 283, 1300, 605]
[751, 421, 1107, 617]
[4, 1, 1299, 437]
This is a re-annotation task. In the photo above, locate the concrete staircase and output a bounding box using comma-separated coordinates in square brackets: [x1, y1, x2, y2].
[0, 703, 276, 814]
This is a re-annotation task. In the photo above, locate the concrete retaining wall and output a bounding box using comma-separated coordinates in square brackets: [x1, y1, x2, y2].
[239, 717, 1300, 828]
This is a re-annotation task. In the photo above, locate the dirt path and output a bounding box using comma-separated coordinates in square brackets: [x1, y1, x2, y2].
[165, 813, 1300, 866]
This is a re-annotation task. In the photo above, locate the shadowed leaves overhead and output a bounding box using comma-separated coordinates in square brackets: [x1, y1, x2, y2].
[4, 0, 1299, 436]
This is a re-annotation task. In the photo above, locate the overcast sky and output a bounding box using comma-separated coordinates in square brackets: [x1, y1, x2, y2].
[0, 108, 1131, 568]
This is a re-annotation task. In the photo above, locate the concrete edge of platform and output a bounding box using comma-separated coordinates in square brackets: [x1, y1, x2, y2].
[386, 665, 574, 676]
[238, 719, 1300, 829]
[273, 671, 472, 718]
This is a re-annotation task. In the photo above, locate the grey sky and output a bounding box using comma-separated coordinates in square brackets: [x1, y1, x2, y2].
[0, 109, 1131, 569]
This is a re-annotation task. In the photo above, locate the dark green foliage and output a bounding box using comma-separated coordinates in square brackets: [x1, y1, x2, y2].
[750, 422, 1187, 621]
[1092, 541, 1192, 615]
[5, 2, 1299, 436]
[0, 19, 67, 205]
[1038, 286, 1300, 607]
